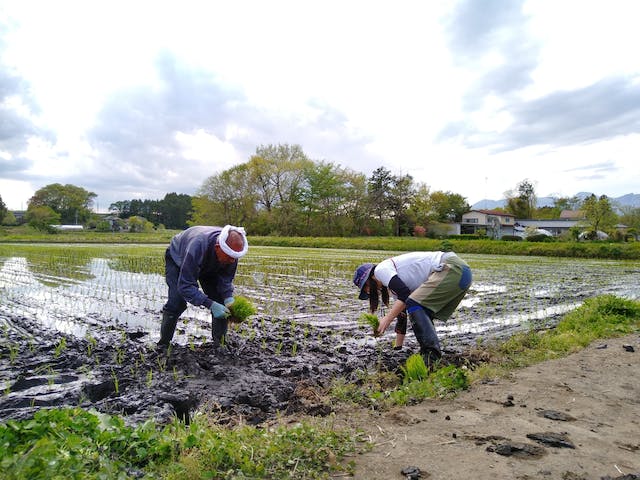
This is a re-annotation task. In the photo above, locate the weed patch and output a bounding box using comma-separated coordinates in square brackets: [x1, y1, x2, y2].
[0, 408, 362, 479]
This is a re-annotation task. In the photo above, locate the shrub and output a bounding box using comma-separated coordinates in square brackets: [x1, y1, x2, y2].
[501, 235, 522, 242]
[526, 234, 554, 242]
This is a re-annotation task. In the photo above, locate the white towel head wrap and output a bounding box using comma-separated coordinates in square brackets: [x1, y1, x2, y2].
[218, 225, 248, 259]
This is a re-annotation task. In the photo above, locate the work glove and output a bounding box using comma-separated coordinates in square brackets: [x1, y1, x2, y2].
[210, 301, 230, 319]
[223, 296, 235, 307]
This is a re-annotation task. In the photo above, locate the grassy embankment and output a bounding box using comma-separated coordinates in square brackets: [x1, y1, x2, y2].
[1, 226, 639, 478]
[1, 225, 639, 259]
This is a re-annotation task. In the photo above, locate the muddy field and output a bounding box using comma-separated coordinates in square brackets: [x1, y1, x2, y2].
[1, 245, 639, 425]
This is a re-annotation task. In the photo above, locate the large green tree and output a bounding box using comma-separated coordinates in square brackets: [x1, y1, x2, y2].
[429, 191, 470, 223]
[505, 179, 537, 219]
[193, 164, 256, 228]
[28, 184, 96, 224]
[159, 193, 192, 229]
[300, 161, 351, 235]
[619, 206, 640, 240]
[406, 183, 432, 230]
[581, 194, 617, 234]
[247, 144, 312, 235]
[388, 173, 414, 236]
[340, 169, 369, 236]
[25, 205, 61, 232]
[367, 167, 395, 234]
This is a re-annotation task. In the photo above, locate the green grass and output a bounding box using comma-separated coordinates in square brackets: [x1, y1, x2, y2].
[0, 408, 361, 479]
[472, 294, 640, 379]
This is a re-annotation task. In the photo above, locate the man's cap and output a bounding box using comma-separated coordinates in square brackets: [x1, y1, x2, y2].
[353, 263, 375, 300]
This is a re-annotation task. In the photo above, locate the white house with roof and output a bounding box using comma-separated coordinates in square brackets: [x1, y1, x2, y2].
[460, 210, 516, 238]
[460, 209, 592, 238]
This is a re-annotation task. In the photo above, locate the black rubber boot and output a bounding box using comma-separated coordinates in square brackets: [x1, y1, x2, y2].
[158, 310, 178, 346]
[408, 307, 442, 367]
[211, 315, 228, 347]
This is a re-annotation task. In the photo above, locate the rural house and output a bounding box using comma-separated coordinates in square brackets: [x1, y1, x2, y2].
[460, 210, 516, 238]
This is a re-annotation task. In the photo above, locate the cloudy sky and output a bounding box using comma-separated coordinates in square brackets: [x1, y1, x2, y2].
[1, 0, 639, 212]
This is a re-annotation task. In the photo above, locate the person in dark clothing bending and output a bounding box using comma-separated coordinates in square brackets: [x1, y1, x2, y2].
[158, 225, 249, 347]
[353, 251, 472, 366]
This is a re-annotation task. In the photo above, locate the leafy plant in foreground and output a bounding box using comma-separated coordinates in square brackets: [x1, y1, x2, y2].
[0, 408, 176, 479]
[0, 407, 361, 479]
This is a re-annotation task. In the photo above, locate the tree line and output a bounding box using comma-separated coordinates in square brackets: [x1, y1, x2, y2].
[2, 143, 639, 237]
[189, 144, 470, 236]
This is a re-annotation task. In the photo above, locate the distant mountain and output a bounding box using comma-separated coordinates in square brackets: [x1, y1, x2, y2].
[471, 193, 640, 211]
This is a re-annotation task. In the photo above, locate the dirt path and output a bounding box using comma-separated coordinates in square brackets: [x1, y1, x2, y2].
[341, 334, 640, 480]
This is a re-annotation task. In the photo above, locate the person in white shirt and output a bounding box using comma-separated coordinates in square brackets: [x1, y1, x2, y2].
[353, 251, 472, 366]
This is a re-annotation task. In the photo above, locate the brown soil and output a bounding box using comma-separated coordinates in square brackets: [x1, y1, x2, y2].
[339, 334, 640, 480]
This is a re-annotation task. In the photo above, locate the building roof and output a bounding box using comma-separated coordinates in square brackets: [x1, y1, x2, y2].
[559, 210, 585, 219]
[515, 219, 579, 227]
[469, 209, 515, 217]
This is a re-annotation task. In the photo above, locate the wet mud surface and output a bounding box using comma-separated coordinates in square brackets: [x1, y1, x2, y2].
[1, 307, 500, 426]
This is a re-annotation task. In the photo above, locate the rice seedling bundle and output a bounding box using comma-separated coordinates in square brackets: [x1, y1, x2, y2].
[359, 313, 380, 336]
[228, 296, 257, 323]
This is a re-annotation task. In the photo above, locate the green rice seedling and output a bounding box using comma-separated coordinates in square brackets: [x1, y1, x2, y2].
[85, 334, 97, 356]
[111, 368, 119, 394]
[54, 337, 67, 357]
[359, 313, 380, 336]
[115, 348, 124, 365]
[8, 343, 19, 364]
[228, 295, 257, 323]
[156, 356, 167, 372]
[399, 354, 429, 383]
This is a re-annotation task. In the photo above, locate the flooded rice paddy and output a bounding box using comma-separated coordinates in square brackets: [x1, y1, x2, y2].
[1, 244, 638, 424]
